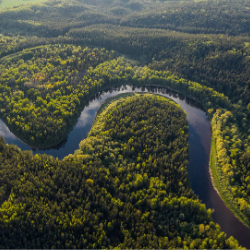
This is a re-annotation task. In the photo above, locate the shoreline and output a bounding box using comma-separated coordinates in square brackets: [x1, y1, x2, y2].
[209, 133, 250, 231]
[1, 80, 250, 234]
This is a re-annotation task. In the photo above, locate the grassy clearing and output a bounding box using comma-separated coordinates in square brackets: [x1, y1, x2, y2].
[210, 133, 250, 228]
[0, 0, 46, 9]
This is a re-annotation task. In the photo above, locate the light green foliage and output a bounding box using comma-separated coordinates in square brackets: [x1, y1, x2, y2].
[0, 94, 242, 248]
[0, 0, 249, 239]
[0, 44, 116, 147]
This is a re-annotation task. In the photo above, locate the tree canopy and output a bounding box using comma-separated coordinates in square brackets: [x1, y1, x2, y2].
[0, 94, 242, 249]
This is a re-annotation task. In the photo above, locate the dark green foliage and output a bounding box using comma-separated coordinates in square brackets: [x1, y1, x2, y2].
[2, 0, 250, 37]
[67, 24, 250, 104]
[1, 0, 250, 104]
[0, 96, 241, 249]
[120, 0, 250, 35]
[0, 44, 116, 147]
[0, 0, 250, 243]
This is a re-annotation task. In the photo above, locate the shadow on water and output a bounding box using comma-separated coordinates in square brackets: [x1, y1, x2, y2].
[188, 124, 211, 202]
[188, 123, 250, 248]
[0, 84, 250, 247]
[31, 137, 68, 151]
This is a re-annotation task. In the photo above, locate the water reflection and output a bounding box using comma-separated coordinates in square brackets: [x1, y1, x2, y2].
[0, 84, 207, 157]
[0, 84, 250, 247]
[31, 137, 68, 151]
[0, 121, 16, 139]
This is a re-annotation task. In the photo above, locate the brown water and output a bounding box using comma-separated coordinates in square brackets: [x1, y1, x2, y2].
[0, 85, 250, 247]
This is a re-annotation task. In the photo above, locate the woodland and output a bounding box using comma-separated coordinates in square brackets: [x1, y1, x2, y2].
[0, 94, 242, 248]
[0, 0, 250, 248]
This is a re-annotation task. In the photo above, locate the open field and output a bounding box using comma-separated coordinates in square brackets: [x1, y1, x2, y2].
[0, 0, 45, 9]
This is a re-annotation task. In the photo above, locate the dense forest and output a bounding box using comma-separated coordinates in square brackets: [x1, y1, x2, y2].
[0, 94, 242, 249]
[0, 44, 118, 147]
[0, 0, 250, 248]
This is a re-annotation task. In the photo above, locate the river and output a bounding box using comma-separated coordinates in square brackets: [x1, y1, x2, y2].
[0, 85, 250, 247]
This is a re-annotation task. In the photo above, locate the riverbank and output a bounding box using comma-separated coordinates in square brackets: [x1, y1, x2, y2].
[1, 85, 250, 246]
[1, 91, 243, 249]
[94, 91, 181, 129]
[0, 82, 187, 149]
[0, 83, 125, 149]
[2, 77, 250, 235]
[209, 133, 250, 229]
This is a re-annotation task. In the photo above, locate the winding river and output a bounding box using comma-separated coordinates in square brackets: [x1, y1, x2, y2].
[0, 85, 250, 247]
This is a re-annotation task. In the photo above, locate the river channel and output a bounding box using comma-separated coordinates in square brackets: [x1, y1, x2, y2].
[0, 85, 250, 247]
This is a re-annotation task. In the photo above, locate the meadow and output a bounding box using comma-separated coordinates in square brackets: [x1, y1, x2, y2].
[0, 0, 45, 9]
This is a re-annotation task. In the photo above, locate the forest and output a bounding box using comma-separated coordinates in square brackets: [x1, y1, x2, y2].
[0, 0, 250, 248]
[0, 94, 242, 248]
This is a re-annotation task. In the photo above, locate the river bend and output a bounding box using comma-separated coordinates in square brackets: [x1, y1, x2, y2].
[0, 85, 249, 247]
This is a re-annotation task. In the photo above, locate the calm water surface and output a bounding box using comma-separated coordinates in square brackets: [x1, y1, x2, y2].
[0, 85, 250, 247]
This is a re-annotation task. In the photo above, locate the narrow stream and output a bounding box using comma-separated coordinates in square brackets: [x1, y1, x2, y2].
[0, 85, 250, 247]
